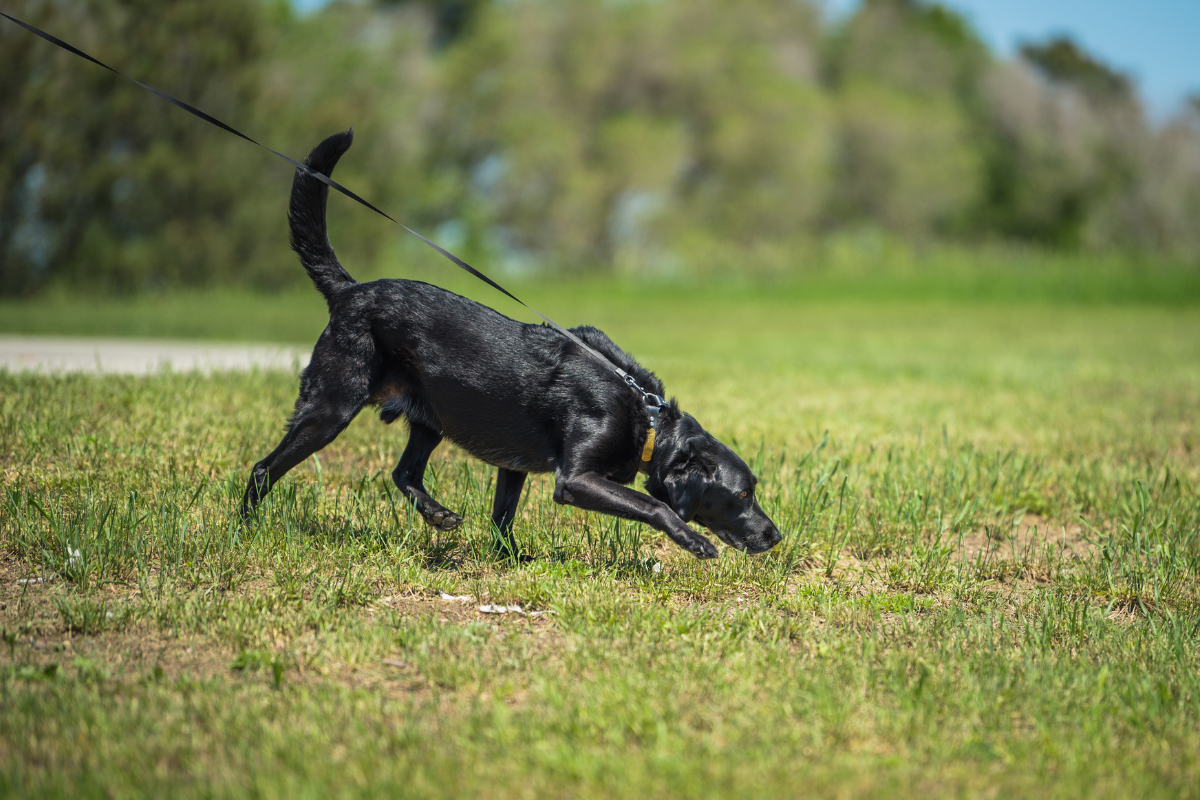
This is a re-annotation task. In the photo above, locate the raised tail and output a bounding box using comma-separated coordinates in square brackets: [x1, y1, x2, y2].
[289, 130, 357, 303]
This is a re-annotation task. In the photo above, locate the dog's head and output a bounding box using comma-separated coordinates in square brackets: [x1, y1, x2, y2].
[646, 411, 782, 555]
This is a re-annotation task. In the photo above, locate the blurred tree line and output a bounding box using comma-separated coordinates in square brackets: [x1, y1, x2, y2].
[3, 0, 1199, 294]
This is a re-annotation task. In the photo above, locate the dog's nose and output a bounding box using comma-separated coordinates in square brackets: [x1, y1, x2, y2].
[746, 525, 783, 554]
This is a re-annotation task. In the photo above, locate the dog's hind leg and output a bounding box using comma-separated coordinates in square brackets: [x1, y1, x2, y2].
[242, 335, 372, 521]
[490, 468, 528, 559]
[392, 422, 463, 532]
[241, 388, 368, 521]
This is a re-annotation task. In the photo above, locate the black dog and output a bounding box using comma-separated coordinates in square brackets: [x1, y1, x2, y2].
[242, 130, 782, 559]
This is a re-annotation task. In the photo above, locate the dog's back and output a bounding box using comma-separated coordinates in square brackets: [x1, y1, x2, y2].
[288, 130, 663, 475]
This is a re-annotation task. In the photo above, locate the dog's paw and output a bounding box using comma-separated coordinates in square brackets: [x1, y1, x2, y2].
[691, 536, 720, 560]
[425, 508, 464, 532]
[491, 545, 535, 564]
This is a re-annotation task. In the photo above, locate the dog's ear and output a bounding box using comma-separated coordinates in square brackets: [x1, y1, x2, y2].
[664, 467, 707, 523]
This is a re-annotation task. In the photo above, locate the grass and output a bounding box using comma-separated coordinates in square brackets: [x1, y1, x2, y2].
[2, 272, 1200, 797]
[4, 241, 1200, 342]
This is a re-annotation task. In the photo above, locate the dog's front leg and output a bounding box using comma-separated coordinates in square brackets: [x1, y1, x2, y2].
[553, 471, 719, 559]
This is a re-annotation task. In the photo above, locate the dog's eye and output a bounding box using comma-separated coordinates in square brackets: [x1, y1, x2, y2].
[738, 491, 748, 500]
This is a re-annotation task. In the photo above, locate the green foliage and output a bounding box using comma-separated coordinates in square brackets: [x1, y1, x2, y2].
[833, 82, 982, 234]
[236, 1, 446, 287]
[434, 0, 832, 268]
[1020, 36, 1134, 105]
[3, 0, 1200, 295]
[378, 0, 489, 48]
[829, 0, 988, 101]
[0, 0, 265, 294]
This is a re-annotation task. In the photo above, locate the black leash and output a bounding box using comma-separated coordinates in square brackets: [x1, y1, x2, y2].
[1, 11, 667, 416]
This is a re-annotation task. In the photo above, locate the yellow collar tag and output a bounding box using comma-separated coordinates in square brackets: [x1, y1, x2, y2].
[641, 427, 656, 463]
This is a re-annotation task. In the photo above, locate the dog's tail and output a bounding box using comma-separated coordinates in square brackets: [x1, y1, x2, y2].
[289, 130, 357, 303]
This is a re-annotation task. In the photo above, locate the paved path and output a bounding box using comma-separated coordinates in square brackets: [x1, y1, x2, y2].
[0, 335, 310, 375]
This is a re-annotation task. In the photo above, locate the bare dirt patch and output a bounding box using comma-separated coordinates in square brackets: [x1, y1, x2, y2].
[958, 513, 1095, 588]
[1, 552, 563, 698]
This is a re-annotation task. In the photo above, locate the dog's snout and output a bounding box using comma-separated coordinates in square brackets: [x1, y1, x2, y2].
[745, 524, 782, 554]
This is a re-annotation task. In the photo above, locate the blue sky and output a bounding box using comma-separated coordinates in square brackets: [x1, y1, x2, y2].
[293, 0, 1199, 118]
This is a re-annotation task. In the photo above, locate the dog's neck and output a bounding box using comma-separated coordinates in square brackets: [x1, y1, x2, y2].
[637, 402, 665, 475]
[640, 410, 680, 479]
[638, 428, 656, 474]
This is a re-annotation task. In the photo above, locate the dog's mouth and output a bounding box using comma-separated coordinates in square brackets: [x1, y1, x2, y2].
[710, 527, 742, 550]
[708, 525, 782, 555]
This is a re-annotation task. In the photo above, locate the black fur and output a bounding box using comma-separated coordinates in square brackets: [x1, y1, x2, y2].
[241, 130, 782, 558]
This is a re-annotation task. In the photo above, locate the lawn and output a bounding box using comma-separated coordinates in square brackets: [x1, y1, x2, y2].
[2, 275, 1199, 797]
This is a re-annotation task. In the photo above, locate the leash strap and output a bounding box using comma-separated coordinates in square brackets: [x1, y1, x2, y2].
[2, 11, 667, 414]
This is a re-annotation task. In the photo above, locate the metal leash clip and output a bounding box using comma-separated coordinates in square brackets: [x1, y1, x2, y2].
[621, 373, 665, 466]
[624, 375, 665, 411]
[645, 399, 662, 432]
